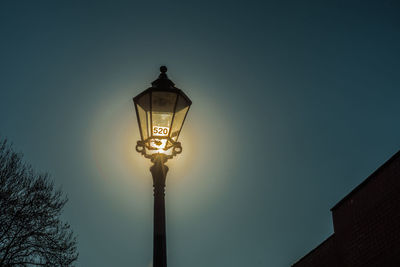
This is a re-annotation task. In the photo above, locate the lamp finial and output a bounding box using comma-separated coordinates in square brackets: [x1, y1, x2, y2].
[152, 66, 174, 88]
[160, 66, 167, 73]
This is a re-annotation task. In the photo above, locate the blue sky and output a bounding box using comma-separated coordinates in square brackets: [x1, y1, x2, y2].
[1, 0, 399, 266]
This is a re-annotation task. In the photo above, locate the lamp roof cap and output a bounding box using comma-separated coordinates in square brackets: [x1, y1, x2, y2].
[152, 65, 175, 88]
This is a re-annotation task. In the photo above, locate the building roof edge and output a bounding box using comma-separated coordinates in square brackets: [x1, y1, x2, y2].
[330, 149, 400, 212]
[291, 234, 335, 266]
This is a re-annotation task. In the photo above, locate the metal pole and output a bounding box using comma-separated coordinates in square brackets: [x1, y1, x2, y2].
[150, 155, 168, 267]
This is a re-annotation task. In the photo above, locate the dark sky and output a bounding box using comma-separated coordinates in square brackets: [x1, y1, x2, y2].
[1, 1, 399, 266]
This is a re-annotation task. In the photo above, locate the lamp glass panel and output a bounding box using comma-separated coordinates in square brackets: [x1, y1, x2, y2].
[151, 112, 173, 136]
[136, 104, 148, 140]
[135, 92, 151, 141]
[170, 95, 190, 141]
[136, 92, 150, 110]
[146, 110, 151, 138]
[149, 91, 177, 150]
[151, 92, 177, 136]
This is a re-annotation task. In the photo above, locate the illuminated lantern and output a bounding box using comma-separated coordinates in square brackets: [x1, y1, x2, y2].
[133, 66, 192, 156]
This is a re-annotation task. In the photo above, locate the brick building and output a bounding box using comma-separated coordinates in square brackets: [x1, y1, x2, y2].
[292, 150, 400, 267]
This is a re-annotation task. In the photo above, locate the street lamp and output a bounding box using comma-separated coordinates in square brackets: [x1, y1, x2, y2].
[133, 66, 192, 267]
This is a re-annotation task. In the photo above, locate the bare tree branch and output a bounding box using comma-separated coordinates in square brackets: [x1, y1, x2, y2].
[0, 138, 78, 266]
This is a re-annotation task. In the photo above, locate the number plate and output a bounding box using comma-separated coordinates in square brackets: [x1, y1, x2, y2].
[153, 126, 169, 137]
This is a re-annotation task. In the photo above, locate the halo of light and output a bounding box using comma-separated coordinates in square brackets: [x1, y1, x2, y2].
[86, 82, 239, 217]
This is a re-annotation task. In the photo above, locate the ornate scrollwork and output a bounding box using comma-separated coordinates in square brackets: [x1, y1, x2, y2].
[136, 139, 182, 162]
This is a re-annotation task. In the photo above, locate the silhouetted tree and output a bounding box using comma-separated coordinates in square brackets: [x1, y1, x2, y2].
[0, 139, 78, 266]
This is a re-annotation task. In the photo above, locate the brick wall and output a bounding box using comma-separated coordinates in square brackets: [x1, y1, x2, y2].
[293, 151, 400, 267]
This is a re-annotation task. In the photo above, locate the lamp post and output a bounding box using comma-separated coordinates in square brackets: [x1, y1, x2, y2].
[133, 66, 192, 267]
